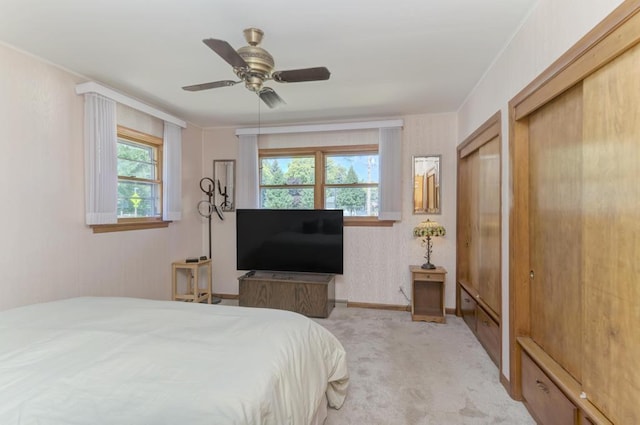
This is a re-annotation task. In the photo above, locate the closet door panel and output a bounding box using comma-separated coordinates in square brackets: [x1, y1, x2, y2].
[468, 152, 480, 289]
[581, 43, 640, 425]
[457, 155, 472, 285]
[528, 84, 583, 381]
[478, 136, 501, 314]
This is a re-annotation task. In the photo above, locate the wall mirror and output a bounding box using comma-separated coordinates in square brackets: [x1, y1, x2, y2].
[413, 155, 441, 214]
[213, 159, 235, 212]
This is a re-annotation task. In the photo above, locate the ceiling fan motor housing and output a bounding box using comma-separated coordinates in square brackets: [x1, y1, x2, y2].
[234, 28, 275, 92]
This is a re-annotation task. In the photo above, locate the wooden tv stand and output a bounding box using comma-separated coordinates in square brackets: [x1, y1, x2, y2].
[238, 271, 335, 318]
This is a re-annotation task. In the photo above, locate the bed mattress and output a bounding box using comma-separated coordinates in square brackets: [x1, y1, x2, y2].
[0, 297, 349, 425]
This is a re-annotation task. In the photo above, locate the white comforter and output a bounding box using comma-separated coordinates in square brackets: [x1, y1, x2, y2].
[0, 297, 349, 425]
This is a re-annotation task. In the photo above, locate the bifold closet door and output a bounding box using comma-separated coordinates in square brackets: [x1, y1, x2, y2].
[581, 42, 640, 425]
[528, 83, 583, 382]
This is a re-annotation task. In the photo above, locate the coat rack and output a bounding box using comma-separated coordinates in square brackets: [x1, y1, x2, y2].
[197, 177, 223, 304]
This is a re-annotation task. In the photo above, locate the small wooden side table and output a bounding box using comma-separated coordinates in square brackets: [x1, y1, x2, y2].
[172, 259, 212, 303]
[410, 265, 447, 323]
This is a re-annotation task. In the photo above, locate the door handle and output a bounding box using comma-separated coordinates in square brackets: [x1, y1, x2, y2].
[535, 379, 550, 394]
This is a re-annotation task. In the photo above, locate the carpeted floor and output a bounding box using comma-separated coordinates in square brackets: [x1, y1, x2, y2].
[314, 306, 535, 425]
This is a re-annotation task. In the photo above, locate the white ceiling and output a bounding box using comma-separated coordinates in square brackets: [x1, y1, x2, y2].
[0, 0, 536, 128]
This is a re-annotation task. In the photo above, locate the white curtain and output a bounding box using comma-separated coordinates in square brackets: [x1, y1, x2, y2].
[84, 93, 117, 225]
[378, 127, 402, 221]
[163, 122, 182, 221]
[236, 134, 259, 209]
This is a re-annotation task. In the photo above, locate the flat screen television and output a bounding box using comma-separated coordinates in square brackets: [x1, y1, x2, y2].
[236, 209, 343, 275]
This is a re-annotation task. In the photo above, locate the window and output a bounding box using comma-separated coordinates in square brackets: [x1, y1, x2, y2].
[259, 145, 390, 226]
[116, 126, 163, 221]
[260, 154, 315, 209]
[90, 126, 170, 233]
[82, 90, 182, 233]
[324, 152, 379, 216]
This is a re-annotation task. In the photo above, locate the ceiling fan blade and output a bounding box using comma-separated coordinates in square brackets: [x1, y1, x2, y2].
[272, 67, 331, 83]
[182, 80, 238, 91]
[202, 38, 248, 69]
[258, 87, 285, 108]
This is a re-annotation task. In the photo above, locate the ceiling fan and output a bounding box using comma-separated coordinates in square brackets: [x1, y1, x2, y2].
[182, 28, 331, 108]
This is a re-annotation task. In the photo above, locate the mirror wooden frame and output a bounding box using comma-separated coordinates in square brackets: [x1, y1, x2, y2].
[412, 155, 441, 214]
[213, 159, 236, 212]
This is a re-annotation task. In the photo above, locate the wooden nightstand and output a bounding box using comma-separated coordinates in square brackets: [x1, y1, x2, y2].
[172, 259, 212, 303]
[410, 266, 447, 323]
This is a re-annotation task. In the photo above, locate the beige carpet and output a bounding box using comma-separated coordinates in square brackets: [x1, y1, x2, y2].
[315, 306, 535, 425]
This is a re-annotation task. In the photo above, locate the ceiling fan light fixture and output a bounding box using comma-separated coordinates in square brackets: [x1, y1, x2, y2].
[245, 75, 263, 92]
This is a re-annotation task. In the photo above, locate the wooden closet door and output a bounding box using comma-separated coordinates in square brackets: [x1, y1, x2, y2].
[457, 155, 472, 284]
[528, 83, 583, 382]
[468, 152, 480, 289]
[477, 137, 501, 314]
[459, 152, 481, 288]
[581, 42, 640, 425]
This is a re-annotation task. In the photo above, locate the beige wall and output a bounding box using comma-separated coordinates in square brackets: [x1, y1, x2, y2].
[0, 43, 203, 311]
[203, 113, 458, 307]
[457, 0, 625, 379]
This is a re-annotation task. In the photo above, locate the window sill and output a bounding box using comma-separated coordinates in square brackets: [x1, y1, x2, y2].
[91, 219, 171, 233]
[344, 217, 395, 227]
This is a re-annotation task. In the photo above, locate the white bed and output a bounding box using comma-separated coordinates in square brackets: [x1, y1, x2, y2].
[0, 297, 349, 425]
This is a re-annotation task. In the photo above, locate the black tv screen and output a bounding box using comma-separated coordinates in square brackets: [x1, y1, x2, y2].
[236, 209, 343, 274]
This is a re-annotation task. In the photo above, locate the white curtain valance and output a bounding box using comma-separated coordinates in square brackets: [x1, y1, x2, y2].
[378, 127, 402, 221]
[76, 82, 186, 128]
[84, 93, 118, 225]
[236, 134, 259, 209]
